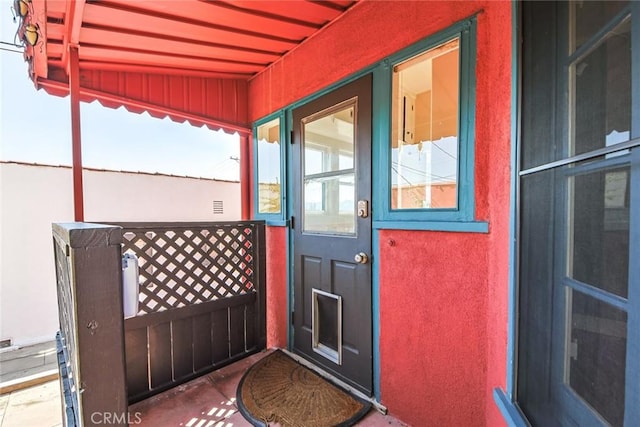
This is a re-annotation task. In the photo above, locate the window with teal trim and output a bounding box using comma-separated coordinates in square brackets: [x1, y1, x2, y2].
[254, 114, 285, 221]
[379, 19, 478, 226]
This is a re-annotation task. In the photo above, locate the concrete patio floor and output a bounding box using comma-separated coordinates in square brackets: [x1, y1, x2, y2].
[1, 340, 61, 427]
[130, 349, 407, 426]
[2, 347, 406, 426]
[0, 380, 61, 427]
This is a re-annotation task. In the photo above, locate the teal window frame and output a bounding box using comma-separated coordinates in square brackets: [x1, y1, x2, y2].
[253, 111, 287, 225]
[374, 18, 485, 231]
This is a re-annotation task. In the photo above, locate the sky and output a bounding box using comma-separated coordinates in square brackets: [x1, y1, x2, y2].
[0, 3, 240, 181]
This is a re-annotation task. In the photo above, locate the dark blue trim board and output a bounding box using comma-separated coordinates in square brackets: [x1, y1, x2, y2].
[624, 4, 640, 422]
[263, 219, 289, 227]
[285, 107, 294, 350]
[505, 0, 520, 399]
[494, 389, 531, 427]
[373, 220, 488, 233]
[372, 230, 381, 401]
[283, 108, 294, 351]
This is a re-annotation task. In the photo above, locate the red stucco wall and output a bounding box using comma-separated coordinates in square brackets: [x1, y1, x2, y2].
[479, 4, 512, 425]
[378, 230, 488, 425]
[265, 226, 288, 349]
[250, 1, 511, 425]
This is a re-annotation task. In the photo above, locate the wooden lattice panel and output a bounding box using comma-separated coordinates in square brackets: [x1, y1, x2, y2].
[53, 236, 81, 421]
[121, 224, 257, 314]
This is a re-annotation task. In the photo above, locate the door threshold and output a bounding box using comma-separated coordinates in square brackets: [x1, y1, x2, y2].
[281, 348, 387, 415]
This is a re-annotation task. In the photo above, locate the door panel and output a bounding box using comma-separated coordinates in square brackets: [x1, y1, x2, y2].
[292, 74, 372, 394]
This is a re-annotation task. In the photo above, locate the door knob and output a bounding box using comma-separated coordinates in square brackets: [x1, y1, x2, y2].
[354, 252, 369, 264]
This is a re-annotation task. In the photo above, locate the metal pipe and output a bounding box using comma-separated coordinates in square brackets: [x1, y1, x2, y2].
[240, 134, 251, 220]
[69, 46, 84, 222]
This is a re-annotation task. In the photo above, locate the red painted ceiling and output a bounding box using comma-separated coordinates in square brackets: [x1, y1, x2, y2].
[19, 0, 356, 132]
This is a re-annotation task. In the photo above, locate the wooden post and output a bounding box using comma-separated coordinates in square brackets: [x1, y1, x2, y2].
[53, 223, 127, 426]
[254, 221, 267, 349]
[69, 47, 84, 222]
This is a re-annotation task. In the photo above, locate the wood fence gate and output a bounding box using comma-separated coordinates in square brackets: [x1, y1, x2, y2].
[53, 221, 266, 426]
[116, 222, 266, 403]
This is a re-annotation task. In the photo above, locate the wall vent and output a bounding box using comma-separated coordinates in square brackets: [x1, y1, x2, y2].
[0, 339, 12, 348]
[213, 200, 224, 215]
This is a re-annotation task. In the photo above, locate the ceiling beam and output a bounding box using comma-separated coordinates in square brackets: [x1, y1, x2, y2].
[227, 1, 341, 25]
[82, 3, 297, 53]
[70, 0, 86, 45]
[77, 62, 254, 80]
[61, 0, 86, 73]
[78, 27, 280, 65]
[78, 45, 264, 74]
[103, 0, 319, 39]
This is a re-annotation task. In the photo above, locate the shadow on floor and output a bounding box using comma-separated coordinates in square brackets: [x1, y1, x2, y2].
[1, 346, 407, 426]
[130, 349, 407, 427]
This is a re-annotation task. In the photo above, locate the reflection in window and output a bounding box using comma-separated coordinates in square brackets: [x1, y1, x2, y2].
[256, 118, 281, 214]
[567, 289, 627, 427]
[391, 38, 459, 210]
[569, 167, 630, 298]
[303, 104, 356, 234]
[570, 1, 628, 52]
[570, 17, 630, 157]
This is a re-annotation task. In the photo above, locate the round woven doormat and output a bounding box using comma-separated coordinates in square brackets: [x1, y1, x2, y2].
[236, 350, 371, 427]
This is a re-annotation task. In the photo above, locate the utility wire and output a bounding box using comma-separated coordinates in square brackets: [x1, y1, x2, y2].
[391, 165, 432, 206]
[391, 161, 456, 182]
[0, 41, 22, 48]
[0, 41, 23, 54]
[392, 164, 455, 208]
[0, 46, 22, 54]
[430, 141, 457, 160]
[210, 156, 236, 170]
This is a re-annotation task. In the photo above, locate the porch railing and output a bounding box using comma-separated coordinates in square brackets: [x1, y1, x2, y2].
[53, 221, 266, 425]
[53, 223, 128, 426]
[115, 221, 266, 403]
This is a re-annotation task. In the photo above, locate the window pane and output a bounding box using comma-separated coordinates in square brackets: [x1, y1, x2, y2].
[568, 166, 630, 298]
[256, 118, 281, 214]
[391, 38, 459, 210]
[567, 290, 627, 427]
[304, 106, 354, 175]
[302, 103, 356, 235]
[520, 2, 561, 171]
[570, 18, 631, 157]
[303, 174, 355, 235]
[517, 169, 556, 425]
[570, 1, 628, 52]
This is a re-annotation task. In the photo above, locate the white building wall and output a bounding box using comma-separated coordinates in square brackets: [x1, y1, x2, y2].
[0, 163, 73, 347]
[0, 162, 240, 347]
[83, 168, 240, 222]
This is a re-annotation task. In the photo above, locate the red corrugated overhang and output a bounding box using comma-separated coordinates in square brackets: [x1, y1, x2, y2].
[18, 0, 356, 134]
